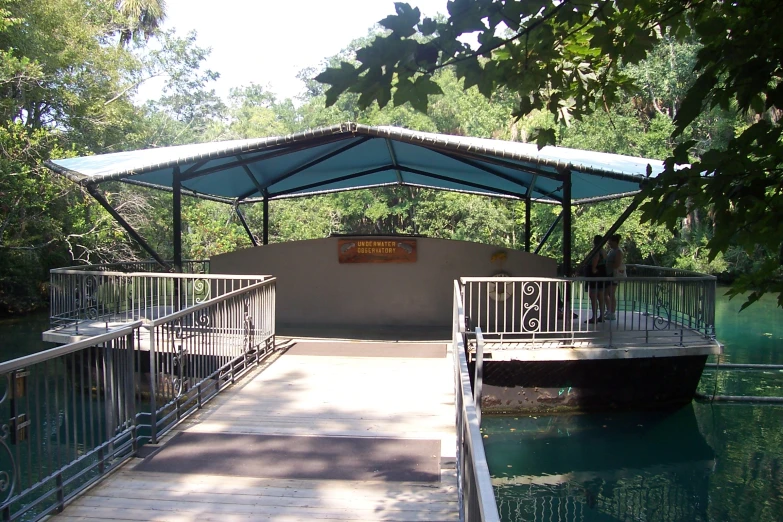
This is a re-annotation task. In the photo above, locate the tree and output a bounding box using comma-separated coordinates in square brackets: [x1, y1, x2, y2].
[315, 0, 783, 307]
[113, 0, 167, 46]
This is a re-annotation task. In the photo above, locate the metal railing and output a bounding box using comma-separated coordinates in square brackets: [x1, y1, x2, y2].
[460, 264, 717, 348]
[49, 263, 265, 331]
[54, 260, 209, 274]
[453, 281, 501, 522]
[0, 324, 142, 521]
[1, 276, 277, 520]
[146, 278, 276, 443]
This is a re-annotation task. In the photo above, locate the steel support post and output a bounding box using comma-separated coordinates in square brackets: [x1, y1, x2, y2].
[173, 166, 182, 273]
[525, 198, 531, 252]
[262, 193, 269, 245]
[562, 169, 572, 277]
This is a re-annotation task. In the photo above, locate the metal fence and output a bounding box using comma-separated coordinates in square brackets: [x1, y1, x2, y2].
[453, 281, 501, 522]
[0, 324, 142, 521]
[1, 277, 276, 521]
[50, 264, 265, 331]
[146, 278, 276, 443]
[460, 265, 716, 348]
[53, 260, 209, 274]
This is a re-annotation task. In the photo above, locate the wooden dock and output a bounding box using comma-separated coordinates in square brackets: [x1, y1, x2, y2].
[48, 339, 459, 521]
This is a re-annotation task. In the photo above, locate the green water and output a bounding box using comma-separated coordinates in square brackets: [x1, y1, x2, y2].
[485, 289, 783, 522]
[0, 312, 54, 360]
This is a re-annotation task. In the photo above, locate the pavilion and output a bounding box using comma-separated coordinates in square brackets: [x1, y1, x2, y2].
[45, 122, 661, 274]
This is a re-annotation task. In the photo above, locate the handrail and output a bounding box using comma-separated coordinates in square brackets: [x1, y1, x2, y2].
[626, 263, 718, 279]
[147, 278, 276, 326]
[145, 276, 276, 443]
[50, 269, 267, 280]
[0, 324, 142, 521]
[460, 271, 718, 345]
[51, 260, 208, 273]
[0, 321, 142, 374]
[473, 328, 485, 427]
[49, 266, 270, 331]
[2, 274, 277, 521]
[454, 280, 501, 522]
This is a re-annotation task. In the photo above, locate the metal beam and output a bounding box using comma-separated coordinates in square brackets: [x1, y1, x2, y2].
[525, 198, 531, 252]
[534, 210, 563, 255]
[85, 185, 171, 271]
[180, 134, 354, 182]
[562, 169, 572, 277]
[237, 136, 374, 201]
[119, 178, 235, 204]
[427, 148, 532, 196]
[396, 167, 523, 200]
[385, 139, 404, 184]
[262, 193, 269, 246]
[576, 195, 642, 274]
[270, 166, 394, 198]
[234, 202, 258, 247]
[173, 166, 182, 273]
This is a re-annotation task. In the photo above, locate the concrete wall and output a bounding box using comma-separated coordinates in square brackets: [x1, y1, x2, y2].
[210, 237, 557, 329]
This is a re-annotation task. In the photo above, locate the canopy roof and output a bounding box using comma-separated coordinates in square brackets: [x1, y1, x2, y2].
[46, 122, 661, 205]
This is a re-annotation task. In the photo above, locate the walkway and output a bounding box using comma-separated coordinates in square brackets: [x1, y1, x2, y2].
[50, 339, 459, 521]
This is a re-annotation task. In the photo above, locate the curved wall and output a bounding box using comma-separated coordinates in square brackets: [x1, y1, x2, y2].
[210, 237, 557, 330]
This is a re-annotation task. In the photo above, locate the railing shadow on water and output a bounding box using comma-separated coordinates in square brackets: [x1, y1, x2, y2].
[0, 276, 276, 521]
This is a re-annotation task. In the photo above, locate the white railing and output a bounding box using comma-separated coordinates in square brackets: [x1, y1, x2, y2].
[50, 263, 266, 331]
[54, 260, 209, 274]
[1, 276, 277, 521]
[146, 278, 276, 443]
[460, 265, 716, 348]
[453, 281, 501, 522]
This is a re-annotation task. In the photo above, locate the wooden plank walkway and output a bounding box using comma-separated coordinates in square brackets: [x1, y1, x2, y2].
[49, 340, 459, 522]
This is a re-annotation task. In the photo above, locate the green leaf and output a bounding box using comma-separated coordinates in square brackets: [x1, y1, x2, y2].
[393, 75, 442, 113]
[418, 17, 437, 36]
[314, 62, 361, 107]
[379, 3, 421, 38]
[534, 128, 557, 149]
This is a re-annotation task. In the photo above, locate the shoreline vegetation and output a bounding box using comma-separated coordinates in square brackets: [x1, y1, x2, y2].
[1, 1, 780, 315]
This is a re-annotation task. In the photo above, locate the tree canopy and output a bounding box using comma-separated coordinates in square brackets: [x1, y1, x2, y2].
[316, 0, 783, 307]
[0, 0, 778, 313]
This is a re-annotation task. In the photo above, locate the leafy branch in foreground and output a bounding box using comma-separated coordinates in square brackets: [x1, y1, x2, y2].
[316, 0, 783, 306]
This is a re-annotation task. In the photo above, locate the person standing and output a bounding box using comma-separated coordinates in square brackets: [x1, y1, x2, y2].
[585, 235, 608, 323]
[605, 233, 626, 321]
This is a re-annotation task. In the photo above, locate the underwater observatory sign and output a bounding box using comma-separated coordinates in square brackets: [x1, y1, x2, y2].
[338, 239, 417, 263]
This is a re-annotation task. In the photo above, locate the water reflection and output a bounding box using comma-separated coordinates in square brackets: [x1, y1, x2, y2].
[484, 404, 714, 522]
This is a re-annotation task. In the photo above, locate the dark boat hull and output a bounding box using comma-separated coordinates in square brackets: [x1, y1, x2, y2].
[472, 355, 709, 413]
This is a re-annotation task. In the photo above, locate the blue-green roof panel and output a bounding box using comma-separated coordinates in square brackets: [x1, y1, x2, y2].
[45, 122, 664, 205]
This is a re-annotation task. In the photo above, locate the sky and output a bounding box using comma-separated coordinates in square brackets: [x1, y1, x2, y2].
[142, 0, 449, 102]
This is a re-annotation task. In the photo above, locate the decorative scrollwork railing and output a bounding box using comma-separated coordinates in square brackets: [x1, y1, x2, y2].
[461, 266, 717, 349]
[50, 263, 267, 331]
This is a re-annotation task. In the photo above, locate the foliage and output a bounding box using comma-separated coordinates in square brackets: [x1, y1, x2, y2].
[315, 0, 783, 307]
[0, 0, 776, 313]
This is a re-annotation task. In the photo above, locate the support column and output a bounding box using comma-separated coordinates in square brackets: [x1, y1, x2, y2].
[525, 198, 531, 252]
[173, 166, 182, 273]
[562, 169, 572, 277]
[262, 191, 269, 245]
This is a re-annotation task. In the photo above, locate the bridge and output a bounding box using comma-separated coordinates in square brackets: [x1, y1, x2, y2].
[0, 258, 722, 521]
